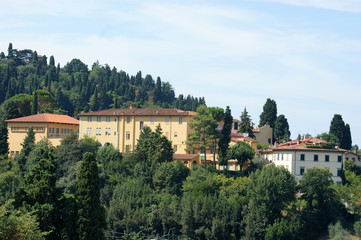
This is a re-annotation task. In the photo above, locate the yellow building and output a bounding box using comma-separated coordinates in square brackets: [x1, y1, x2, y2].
[198, 133, 258, 171]
[78, 105, 196, 154]
[6, 113, 79, 157]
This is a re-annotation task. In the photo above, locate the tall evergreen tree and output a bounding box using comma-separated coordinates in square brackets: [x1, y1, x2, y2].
[14, 140, 60, 240]
[218, 106, 232, 168]
[239, 107, 254, 138]
[153, 77, 162, 104]
[7, 43, 13, 58]
[31, 90, 38, 115]
[16, 126, 36, 173]
[329, 114, 346, 148]
[0, 117, 9, 156]
[90, 87, 99, 111]
[344, 123, 352, 150]
[274, 114, 291, 142]
[76, 152, 106, 240]
[259, 98, 277, 129]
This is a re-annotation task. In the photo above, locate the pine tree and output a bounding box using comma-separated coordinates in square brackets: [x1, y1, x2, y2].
[239, 107, 255, 138]
[31, 90, 38, 115]
[218, 106, 232, 168]
[274, 114, 291, 142]
[76, 152, 106, 240]
[0, 117, 9, 156]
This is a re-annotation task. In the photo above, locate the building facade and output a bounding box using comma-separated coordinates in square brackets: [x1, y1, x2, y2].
[253, 124, 273, 145]
[261, 138, 346, 183]
[6, 113, 79, 157]
[78, 106, 196, 154]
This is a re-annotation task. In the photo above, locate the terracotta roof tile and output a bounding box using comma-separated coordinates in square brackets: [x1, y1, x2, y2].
[268, 137, 346, 152]
[6, 113, 79, 125]
[78, 108, 197, 116]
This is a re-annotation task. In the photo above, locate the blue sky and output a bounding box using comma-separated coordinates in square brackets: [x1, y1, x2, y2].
[1, 0, 361, 146]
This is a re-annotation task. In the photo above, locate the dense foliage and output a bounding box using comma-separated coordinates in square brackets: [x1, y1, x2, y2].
[0, 43, 205, 120]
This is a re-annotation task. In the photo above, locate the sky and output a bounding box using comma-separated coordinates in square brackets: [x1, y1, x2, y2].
[1, 0, 361, 145]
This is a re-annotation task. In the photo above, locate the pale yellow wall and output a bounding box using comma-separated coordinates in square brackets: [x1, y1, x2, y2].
[254, 124, 273, 145]
[79, 114, 193, 154]
[7, 122, 79, 157]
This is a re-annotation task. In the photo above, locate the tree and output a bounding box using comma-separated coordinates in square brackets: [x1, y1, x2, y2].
[186, 105, 218, 169]
[76, 152, 106, 240]
[14, 140, 60, 240]
[344, 124, 352, 150]
[218, 106, 232, 168]
[259, 98, 277, 129]
[229, 141, 255, 170]
[316, 132, 339, 144]
[0, 117, 9, 156]
[239, 107, 254, 138]
[31, 90, 38, 115]
[274, 114, 290, 142]
[153, 77, 162, 104]
[244, 165, 296, 240]
[16, 126, 35, 173]
[329, 114, 348, 149]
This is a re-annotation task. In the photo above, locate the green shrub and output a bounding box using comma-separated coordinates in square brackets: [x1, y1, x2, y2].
[354, 220, 361, 237]
[328, 221, 351, 240]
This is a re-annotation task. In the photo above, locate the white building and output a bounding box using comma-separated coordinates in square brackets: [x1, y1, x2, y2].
[261, 138, 346, 183]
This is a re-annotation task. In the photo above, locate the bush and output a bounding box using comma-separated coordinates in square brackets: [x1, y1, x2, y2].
[328, 221, 351, 240]
[354, 220, 361, 237]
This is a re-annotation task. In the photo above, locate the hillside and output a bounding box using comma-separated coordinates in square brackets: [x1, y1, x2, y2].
[0, 43, 205, 119]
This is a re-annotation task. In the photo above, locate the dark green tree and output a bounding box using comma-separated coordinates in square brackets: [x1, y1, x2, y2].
[89, 87, 99, 111]
[259, 98, 277, 129]
[274, 114, 291, 142]
[344, 124, 352, 150]
[153, 77, 162, 103]
[16, 126, 35, 173]
[229, 141, 255, 170]
[7, 43, 13, 58]
[316, 132, 339, 143]
[239, 107, 254, 138]
[76, 152, 106, 240]
[31, 90, 38, 115]
[14, 140, 60, 240]
[218, 106, 232, 168]
[0, 117, 9, 156]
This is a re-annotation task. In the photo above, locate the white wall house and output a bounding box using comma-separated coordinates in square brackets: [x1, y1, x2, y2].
[261, 138, 346, 183]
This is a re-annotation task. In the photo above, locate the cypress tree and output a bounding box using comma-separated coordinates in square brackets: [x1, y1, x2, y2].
[49, 55, 55, 66]
[31, 90, 38, 115]
[218, 106, 232, 168]
[344, 124, 352, 150]
[259, 98, 277, 129]
[329, 114, 346, 148]
[76, 152, 106, 240]
[0, 117, 9, 156]
[7, 43, 13, 58]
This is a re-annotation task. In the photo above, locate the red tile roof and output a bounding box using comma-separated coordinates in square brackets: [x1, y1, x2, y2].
[6, 113, 79, 125]
[78, 108, 197, 116]
[267, 137, 346, 152]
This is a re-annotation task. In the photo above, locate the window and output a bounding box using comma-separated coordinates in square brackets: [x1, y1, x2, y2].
[235, 165, 239, 171]
[166, 117, 170, 125]
[11, 151, 14, 156]
[314, 154, 318, 162]
[234, 122, 238, 130]
[125, 145, 131, 153]
[15, 151, 19, 156]
[210, 150, 214, 157]
[300, 167, 305, 175]
[179, 117, 183, 124]
[126, 131, 130, 140]
[96, 128, 102, 136]
[219, 165, 224, 170]
[174, 145, 177, 152]
[228, 163, 233, 171]
[97, 116, 102, 122]
[49, 128, 51, 133]
[105, 128, 111, 136]
[140, 121, 144, 130]
[300, 154, 305, 161]
[150, 117, 154, 125]
[61, 128, 63, 134]
[127, 117, 130, 124]
[281, 154, 284, 161]
[337, 168, 342, 177]
[67, 129, 70, 134]
[174, 132, 178, 137]
[106, 116, 111, 122]
[52, 128, 54, 133]
[200, 150, 205, 160]
[86, 127, 92, 136]
[87, 116, 92, 122]
[56, 128, 59, 137]
[338, 155, 342, 162]
[325, 155, 329, 162]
